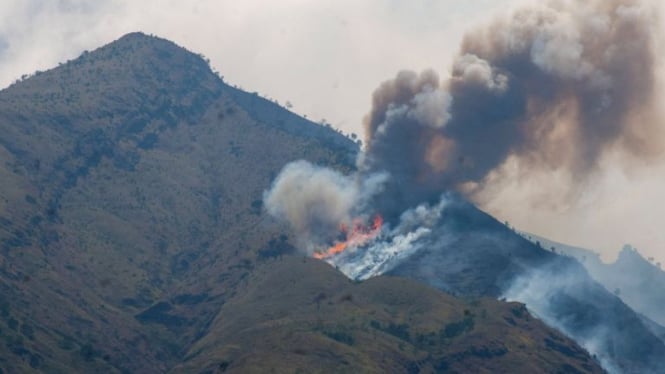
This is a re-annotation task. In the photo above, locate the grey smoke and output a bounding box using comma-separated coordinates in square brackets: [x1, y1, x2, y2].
[502, 263, 618, 372]
[499, 258, 665, 374]
[363, 0, 662, 216]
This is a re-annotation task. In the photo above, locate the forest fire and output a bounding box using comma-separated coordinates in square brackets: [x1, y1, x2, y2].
[313, 215, 384, 259]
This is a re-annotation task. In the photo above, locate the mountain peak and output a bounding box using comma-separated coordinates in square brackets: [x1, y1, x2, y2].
[3, 30, 217, 96]
[115, 31, 155, 42]
[95, 31, 202, 63]
[0, 30, 224, 135]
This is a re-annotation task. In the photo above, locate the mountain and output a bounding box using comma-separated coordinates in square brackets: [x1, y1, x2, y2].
[0, 32, 354, 372]
[0, 32, 603, 373]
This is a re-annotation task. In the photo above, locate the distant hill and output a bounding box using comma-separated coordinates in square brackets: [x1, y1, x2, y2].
[526, 234, 665, 329]
[0, 32, 602, 373]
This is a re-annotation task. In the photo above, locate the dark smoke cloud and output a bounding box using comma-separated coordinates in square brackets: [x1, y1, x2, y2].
[359, 69, 454, 217]
[363, 0, 662, 217]
[267, 0, 663, 243]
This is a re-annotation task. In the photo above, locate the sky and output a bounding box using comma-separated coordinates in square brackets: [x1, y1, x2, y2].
[0, 0, 663, 264]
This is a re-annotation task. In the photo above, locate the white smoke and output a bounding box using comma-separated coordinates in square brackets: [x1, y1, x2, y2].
[502, 264, 622, 374]
[329, 196, 451, 280]
[263, 160, 387, 254]
[452, 53, 508, 93]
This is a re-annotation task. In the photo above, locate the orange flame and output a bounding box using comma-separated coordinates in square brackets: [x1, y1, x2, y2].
[314, 215, 383, 259]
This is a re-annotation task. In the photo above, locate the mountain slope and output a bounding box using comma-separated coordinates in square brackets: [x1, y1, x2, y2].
[383, 199, 665, 373]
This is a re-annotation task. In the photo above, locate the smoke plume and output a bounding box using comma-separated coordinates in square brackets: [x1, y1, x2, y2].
[263, 160, 387, 253]
[266, 0, 663, 252]
[363, 0, 662, 215]
[329, 196, 451, 280]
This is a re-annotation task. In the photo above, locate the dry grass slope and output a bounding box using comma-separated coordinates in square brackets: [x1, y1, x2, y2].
[174, 257, 602, 373]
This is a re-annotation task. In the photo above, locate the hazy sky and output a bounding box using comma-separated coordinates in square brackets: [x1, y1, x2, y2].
[1, 0, 663, 263]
